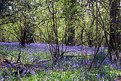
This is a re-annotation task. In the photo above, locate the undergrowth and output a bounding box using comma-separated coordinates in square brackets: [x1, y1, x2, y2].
[0, 46, 121, 81]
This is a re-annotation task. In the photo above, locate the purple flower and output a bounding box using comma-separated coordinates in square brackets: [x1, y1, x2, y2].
[72, 63, 79, 68]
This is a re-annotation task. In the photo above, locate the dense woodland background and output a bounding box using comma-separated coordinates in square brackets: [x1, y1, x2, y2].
[0, 0, 121, 80]
[0, 0, 120, 61]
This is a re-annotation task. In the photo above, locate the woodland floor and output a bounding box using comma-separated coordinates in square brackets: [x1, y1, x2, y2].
[0, 42, 121, 81]
[0, 42, 120, 69]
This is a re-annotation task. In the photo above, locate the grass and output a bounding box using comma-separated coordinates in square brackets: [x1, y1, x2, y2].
[0, 46, 121, 81]
[0, 66, 120, 81]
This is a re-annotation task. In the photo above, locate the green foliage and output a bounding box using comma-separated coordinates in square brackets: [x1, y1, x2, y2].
[0, 68, 17, 81]
[0, 0, 113, 46]
[32, 52, 51, 60]
[0, 47, 21, 60]
[0, 0, 121, 80]
[0, 46, 121, 81]
[0, 66, 120, 81]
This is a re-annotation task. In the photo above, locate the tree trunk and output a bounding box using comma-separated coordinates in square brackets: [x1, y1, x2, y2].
[64, 0, 77, 46]
[109, 0, 120, 61]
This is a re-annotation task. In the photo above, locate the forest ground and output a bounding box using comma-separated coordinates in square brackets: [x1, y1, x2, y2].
[0, 42, 121, 81]
[0, 42, 120, 69]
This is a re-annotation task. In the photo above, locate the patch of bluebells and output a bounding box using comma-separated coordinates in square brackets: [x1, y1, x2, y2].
[0, 42, 108, 55]
[0, 42, 49, 55]
[0, 42, 121, 70]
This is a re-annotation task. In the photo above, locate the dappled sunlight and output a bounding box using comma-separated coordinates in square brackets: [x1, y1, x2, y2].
[0, 0, 120, 80]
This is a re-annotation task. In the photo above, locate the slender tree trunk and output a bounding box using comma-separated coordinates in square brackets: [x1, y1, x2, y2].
[80, 28, 84, 45]
[64, 0, 76, 46]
